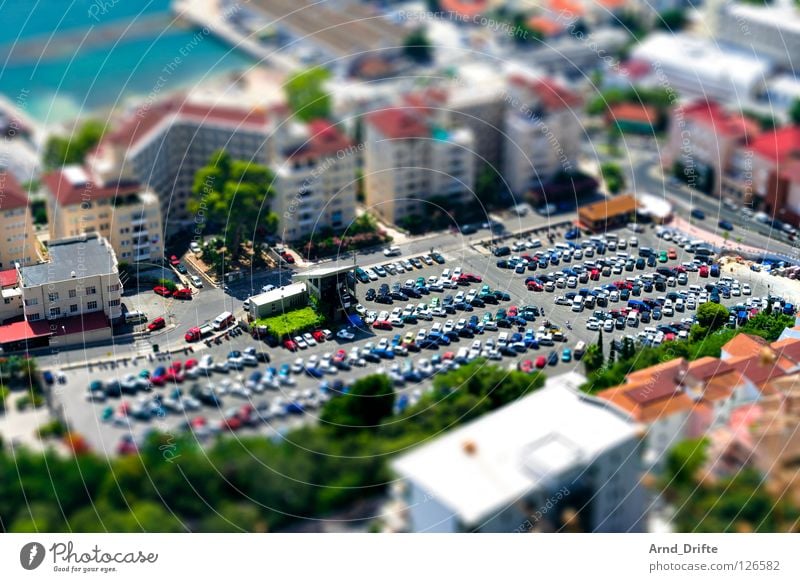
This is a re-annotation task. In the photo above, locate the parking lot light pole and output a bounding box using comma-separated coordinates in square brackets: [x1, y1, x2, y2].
[61, 326, 69, 368]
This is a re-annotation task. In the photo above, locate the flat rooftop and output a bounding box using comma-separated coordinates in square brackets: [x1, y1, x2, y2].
[251, 0, 406, 57]
[21, 234, 117, 287]
[391, 372, 637, 526]
[251, 283, 307, 306]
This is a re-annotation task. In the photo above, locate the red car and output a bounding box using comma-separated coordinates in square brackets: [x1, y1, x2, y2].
[535, 356, 547, 369]
[508, 305, 519, 317]
[699, 266, 709, 277]
[372, 320, 393, 331]
[667, 248, 678, 260]
[280, 251, 295, 264]
[164, 370, 184, 384]
[153, 286, 172, 297]
[284, 339, 298, 351]
[333, 349, 347, 364]
[673, 265, 686, 273]
[527, 281, 543, 292]
[170, 361, 182, 372]
[590, 269, 600, 281]
[169, 255, 180, 266]
[518, 359, 534, 373]
[147, 317, 166, 332]
[184, 358, 198, 370]
[464, 273, 482, 283]
[442, 351, 455, 360]
[311, 329, 326, 343]
[172, 288, 192, 300]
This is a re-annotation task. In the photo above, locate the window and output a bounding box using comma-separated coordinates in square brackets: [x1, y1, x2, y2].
[25, 298, 38, 306]
[3, 298, 10, 304]
[28, 312, 40, 321]
[49, 307, 61, 317]
[69, 289, 77, 298]
[86, 286, 96, 295]
[70, 304, 78, 313]
[109, 299, 120, 307]
[108, 284, 120, 292]
[48, 292, 59, 302]
[87, 301, 98, 310]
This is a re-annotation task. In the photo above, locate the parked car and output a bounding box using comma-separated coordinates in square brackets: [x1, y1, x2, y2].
[147, 317, 166, 332]
[153, 285, 172, 297]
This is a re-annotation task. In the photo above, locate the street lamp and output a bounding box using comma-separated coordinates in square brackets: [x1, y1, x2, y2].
[61, 325, 69, 368]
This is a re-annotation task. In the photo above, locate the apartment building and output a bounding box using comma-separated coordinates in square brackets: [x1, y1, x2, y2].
[502, 74, 583, 196]
[364, 105, 475, 225]
[0, 171, 39, 268]
[664, 100, 759, 197]
[18, 233, 123, 324]
[88, 98, 272, 231]
[270, 120, 358, 241]
[43, 166, 164, 263]
[0, 268, 23, 324]
[392, 372, 646, 533]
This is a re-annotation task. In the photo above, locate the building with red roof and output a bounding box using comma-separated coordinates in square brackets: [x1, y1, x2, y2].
[43, 166, 164, 263]
[270, 119, 358, 241]
[503, 74, 583, 196]
[364, 103, 475, 225]
[664, 100, 759, 198]
[0, 171, 39, 269]
[87, 97, 275, 231]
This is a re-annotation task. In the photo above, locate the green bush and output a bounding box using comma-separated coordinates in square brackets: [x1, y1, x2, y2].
[37, 419, 67, 439]
[255, 307, 324, 339]
[157, 278, 178, 292]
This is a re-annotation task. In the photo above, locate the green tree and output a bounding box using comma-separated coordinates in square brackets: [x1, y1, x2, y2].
[657, 9, 687, 31]
[790, 98, 800, 125]
[403, 28, 433, 63]
[43, 119, 105, 169]
[583, 343, 604, 375]
[284, 67, 332, 122]
[601, 162, 626, 194]
[187, 150, 278, 257]
[696, 302, 730, 332]
[665, 437, 708, 487]
[320, 374, 396, 432]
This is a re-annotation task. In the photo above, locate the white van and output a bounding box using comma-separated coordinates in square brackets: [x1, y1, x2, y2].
[626, 312, 639, 328]
[571, 297, 584, 312]
[574, 341, 586, 358]
[383, 245, 401, 257]
[124, 310, 147, 324]
[212, 311, 235, 331]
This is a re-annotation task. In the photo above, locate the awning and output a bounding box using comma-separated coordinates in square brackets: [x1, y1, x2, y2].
[348, 314, 365, 327]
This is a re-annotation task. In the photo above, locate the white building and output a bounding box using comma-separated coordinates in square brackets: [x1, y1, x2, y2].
[18, 233, 123, 324]
[364, 104, 475, 225]
[270, 120, 358, 241]
[709, 0, 800, 71]
[248, 283, 308, 319]
[502, 74, 583, 196]
[631, 33, 772, 104]
[392, 373, 646, 533]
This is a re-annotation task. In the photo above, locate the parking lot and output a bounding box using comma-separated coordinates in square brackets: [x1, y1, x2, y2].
[48, 222, 793, 456]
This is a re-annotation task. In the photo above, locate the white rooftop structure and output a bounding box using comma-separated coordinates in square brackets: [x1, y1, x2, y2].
[62, 165, 89, 185]
[392, 372, 640, 527]
[631, 33, 772, 103]
[250, 283, 307, 308]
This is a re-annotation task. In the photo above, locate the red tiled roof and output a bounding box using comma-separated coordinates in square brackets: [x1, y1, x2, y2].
[0, 171, 30, 210]
[619, 60, 652, 79]
[527, 16, 563, 37]
[749, 125, 800, 163]
[441, 0, 487, 18]
[728, 354, 787, 386]
[723, 333, 767, 360]
[0, 319, 49, 345]
[102, 97, 270, 148]
[0, 269, 18, 288]
[681, 100, 758, 140]
[608, 102, 658, 125]
[367, 108, 429, 139]
[548, 0, 584, 17]
[42, 169, 141, 207]
[286, 120, 353, 161]
[688, 356, 733, 380]
[508, 74, 582, 111]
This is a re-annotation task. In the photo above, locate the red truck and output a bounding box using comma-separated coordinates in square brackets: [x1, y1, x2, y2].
[185, 324, 214, 342]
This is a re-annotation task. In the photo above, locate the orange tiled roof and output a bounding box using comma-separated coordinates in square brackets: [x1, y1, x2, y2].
[527, 16, 563, 37]
[723, 333, 768, 360]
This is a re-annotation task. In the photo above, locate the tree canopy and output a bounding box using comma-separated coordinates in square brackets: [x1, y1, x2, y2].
[187, 150, 278, 256]
[43, 120, 105, 169]
[403, 29, 433, 63]
[284, 67, 332, 122]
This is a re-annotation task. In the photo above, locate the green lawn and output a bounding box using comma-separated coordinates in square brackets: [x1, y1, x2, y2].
[255, 307, 323, 338]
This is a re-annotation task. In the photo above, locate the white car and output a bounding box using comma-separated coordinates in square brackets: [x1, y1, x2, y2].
[742, 284, 751, 295]
[603, 319, 614, 332]
[337, 328, 355, 340]
[293, 336, 308, 349]
[302, 332, 317, 346]
[586, 320, 600, 331]
[190, 275, 204, 288]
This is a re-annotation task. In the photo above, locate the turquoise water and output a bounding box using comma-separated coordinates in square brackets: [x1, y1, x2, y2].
[0, 0, 255, 123]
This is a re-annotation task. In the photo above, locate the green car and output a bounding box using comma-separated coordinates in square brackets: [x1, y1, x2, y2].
[430, 297, 440, 308]
[659, 251, 668, 263]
